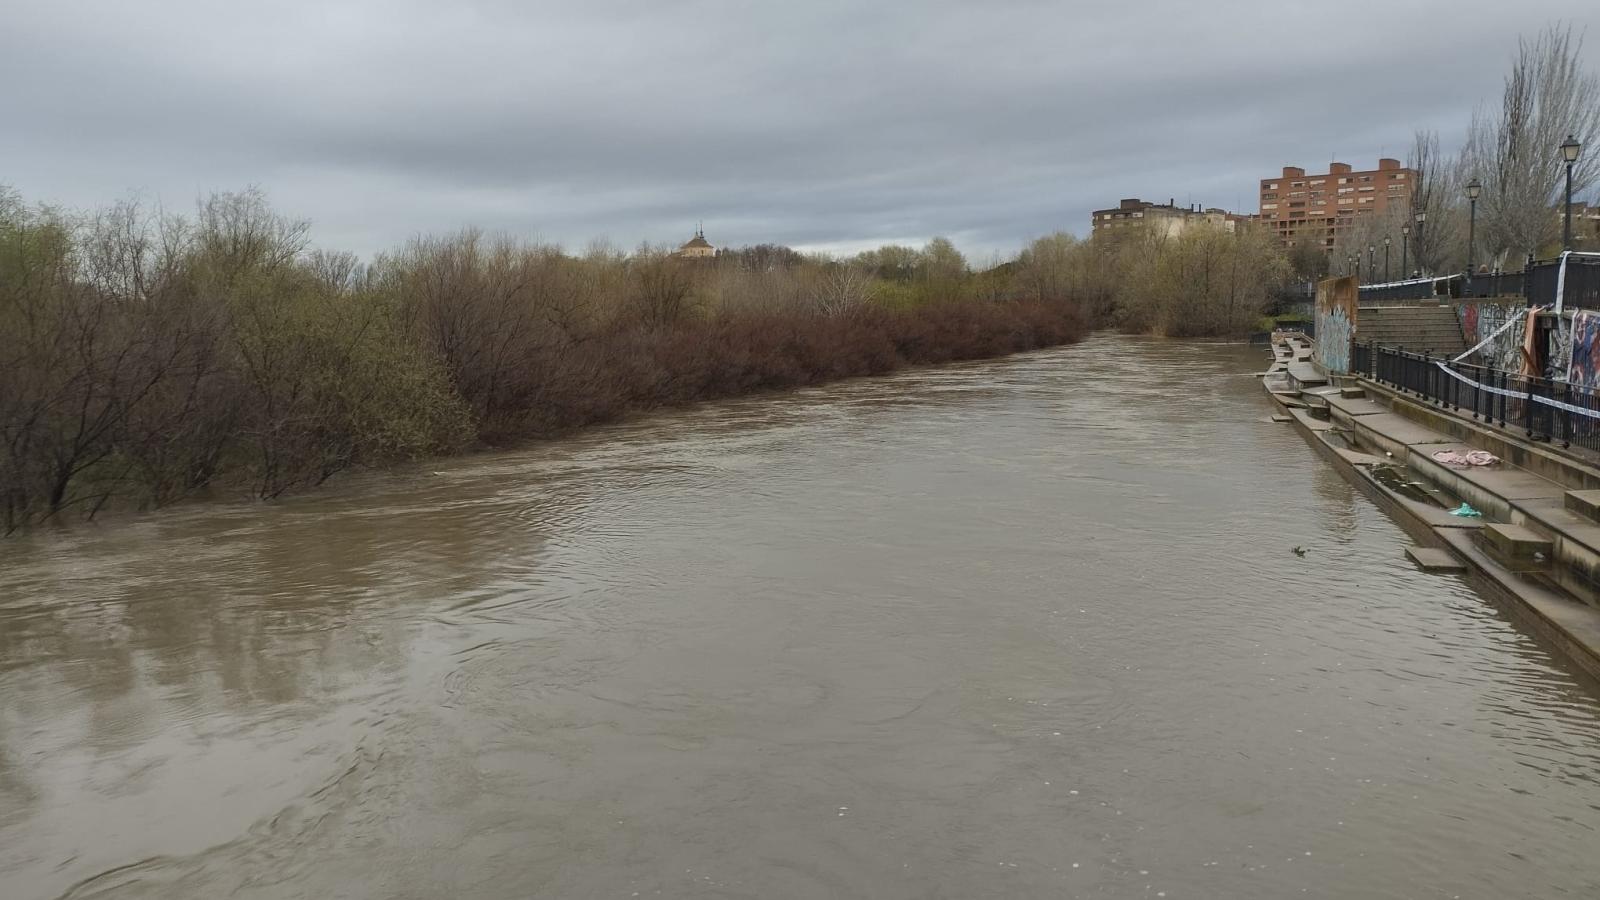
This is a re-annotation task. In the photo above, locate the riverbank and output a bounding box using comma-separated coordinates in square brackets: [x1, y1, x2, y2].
[1262, 333, 1600, 683]
[2, 296, 1088, 535]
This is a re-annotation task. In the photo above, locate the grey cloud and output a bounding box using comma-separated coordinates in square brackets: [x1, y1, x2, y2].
[2, 0, 1596, 259]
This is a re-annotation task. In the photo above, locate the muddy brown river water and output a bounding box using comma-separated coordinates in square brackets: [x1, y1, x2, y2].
[2, 335, 1599, 899]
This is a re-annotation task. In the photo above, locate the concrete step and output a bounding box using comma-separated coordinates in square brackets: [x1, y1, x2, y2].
[1406, 546, 1467, 573]
[1481, 523, 1553, 560]
[1358, 305, 1466, 355]
[1339, 386, 1366, 399]
[1564, 489, 1600, 524]
[1287, 362, 1327, 386]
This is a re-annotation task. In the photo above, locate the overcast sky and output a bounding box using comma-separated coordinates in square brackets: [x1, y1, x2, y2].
[2, 0, 1597, 260]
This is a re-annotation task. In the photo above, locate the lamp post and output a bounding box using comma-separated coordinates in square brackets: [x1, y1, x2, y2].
[1348, 254, 1358, 277]
[1466, 177, 1481, 274]
[1367, 244, 1376, 282]
[1562, 135, 1582, 251]
[1414, 210, 1427, 274]
[1383, 236, 1391, 282]
[1401, 223, 1410, 276]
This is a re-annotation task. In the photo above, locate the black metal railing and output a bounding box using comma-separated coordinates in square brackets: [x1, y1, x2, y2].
[1547, 256, 1600, 310]
[1355, 256, 1600, 309]
[1356, 341, 1600, 453]
[1359, 276, 1461, 304]
[1462, 269, 1527, 299]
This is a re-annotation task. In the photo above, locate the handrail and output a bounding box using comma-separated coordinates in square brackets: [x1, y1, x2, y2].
[1355, 341, 1600, 452]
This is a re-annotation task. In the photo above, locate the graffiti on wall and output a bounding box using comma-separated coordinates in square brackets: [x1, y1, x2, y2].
[1455, 301, 1525, 372]
[1549, 317, 1573, 381]
[1319, 306, 1353, 374]
[1313, 276, 1358, 374]
[1568, 311, 1600, 389]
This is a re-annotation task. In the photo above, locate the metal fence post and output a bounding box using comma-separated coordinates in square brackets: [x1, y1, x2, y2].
[1491, 368, 1504, 432]
[1525, 372, 1536, 438]
[1555, 377, 1568, 448]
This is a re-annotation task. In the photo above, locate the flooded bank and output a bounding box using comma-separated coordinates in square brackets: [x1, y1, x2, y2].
[3, 334, 1599, 899]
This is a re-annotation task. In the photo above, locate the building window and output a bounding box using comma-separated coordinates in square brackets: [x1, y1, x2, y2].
[1291, 181, 1305, 187]
[1262, 203, 1278, 210]
[1338, 198, 1353, 205]
[1263, 192, 1277, 200]
[1309, 179, 1325, 185]
[1267, 182, 1279, 190]
[1132, 211, 1143, 218]
[1391, 173, 1406, 180]
[1338, 177, 1350, 185]
[1359, 175, 1374, 182]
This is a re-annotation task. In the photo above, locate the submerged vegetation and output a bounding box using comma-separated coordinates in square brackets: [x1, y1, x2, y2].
[1, 183, 1297, 531]
[0, 189, 1101, 531]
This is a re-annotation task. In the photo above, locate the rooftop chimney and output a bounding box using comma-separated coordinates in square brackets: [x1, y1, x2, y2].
[1329, 162, 1351, 175]
[1283, 166, 1305, 178]
[1378, 157, 1401, 170]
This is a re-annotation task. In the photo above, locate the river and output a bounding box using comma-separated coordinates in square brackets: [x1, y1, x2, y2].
[2, 334, 1598, 899]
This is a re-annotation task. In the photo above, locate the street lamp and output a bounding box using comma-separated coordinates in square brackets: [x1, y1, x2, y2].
[1562, 135, 1582, 251]
[1368, 244, 1376, 282]
[1383, 236, 1391, 282]
[1401, 223, 1410, 276]
[1415, 210, 1427, 274]
[1466, 177, 1482, 274]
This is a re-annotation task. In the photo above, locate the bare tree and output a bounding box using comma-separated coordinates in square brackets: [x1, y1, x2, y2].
[1463, 24, 1600, 259]
[1408, 130, 1469, 274]
[630, 247, 699, 327]
[1332, 205, 1421, 281]
[1015, 233, 1077, 303]
[811, 263, 876, 317]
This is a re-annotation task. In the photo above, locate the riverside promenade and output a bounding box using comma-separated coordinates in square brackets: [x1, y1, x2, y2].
[1264, 332, 1600, 683]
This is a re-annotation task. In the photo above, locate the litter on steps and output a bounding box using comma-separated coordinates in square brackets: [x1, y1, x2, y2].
[1431, 449, 1500, 468]
[1449, 503, 1484, 518]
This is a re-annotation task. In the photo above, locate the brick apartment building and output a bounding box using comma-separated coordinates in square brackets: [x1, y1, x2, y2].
[1259, 158, 1415, 250]
[1091, 198, 1252, 237]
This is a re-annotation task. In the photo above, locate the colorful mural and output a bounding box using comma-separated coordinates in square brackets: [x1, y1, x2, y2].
[1568, 311, 1600, 389]
[1313, 276, 1358, 374]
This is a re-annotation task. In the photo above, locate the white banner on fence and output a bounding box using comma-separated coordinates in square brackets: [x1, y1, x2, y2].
[1432, 361, 1600, 420]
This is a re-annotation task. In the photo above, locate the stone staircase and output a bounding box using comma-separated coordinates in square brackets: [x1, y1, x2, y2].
[1357, 303, 1467, 357]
